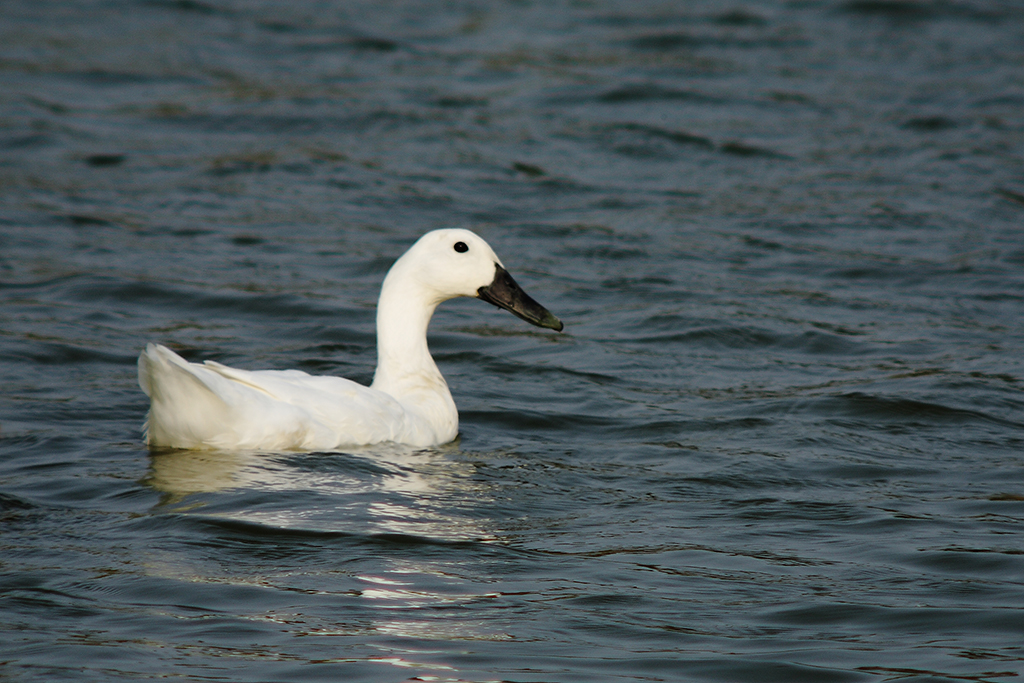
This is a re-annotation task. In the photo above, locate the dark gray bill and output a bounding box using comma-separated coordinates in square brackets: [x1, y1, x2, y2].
[477, 264, 564, 332]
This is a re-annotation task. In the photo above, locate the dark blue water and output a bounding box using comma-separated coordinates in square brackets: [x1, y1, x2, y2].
[3, 0, 1024, 681]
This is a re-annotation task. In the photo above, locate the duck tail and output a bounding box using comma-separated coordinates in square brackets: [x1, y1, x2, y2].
[138, 344, 233, 449]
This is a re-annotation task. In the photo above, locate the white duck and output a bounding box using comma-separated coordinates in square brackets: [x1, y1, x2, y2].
[138, 229, 563, 451]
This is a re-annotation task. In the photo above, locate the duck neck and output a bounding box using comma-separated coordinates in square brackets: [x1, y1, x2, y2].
[369, 267, 446, 400]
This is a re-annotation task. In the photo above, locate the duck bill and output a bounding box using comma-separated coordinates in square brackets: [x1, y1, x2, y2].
[477, 265, 564, 332]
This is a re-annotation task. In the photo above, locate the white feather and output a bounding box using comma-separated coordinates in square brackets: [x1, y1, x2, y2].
[138, 229, 555, 451]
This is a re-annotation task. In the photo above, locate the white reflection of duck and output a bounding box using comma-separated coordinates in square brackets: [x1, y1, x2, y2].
[144, 445, 492, 542]
[145, 442, 460, 497]
[138, 229, 562, 452]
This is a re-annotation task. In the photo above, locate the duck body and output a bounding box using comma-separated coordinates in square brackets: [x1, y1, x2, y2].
[138, 229, 562, 451]
[138, 344, 452, 450]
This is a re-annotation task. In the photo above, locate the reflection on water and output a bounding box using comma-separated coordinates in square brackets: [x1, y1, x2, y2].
[141, 444, 510, 647]
[145, 448, 271, 495]
[144, 444, 492, 541]
[145, 443, 470, 499]
[358, 563, 510, 642]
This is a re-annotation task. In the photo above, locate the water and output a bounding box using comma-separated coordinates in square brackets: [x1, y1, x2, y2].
[2, 0, 1024, 680]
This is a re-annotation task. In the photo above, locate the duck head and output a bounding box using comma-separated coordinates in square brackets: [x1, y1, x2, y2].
[394, 229, 563, 332]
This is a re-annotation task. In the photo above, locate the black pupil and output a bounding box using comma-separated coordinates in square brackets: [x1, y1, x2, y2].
[454, 241, 468, 253]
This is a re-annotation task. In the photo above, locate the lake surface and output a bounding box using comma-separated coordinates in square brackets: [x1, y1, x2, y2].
[2, 0, 1024, 681]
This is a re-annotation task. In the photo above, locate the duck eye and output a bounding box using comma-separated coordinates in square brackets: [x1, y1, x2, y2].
[453, 241, 468, 253]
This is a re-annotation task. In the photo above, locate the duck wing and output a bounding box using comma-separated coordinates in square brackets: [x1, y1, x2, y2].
[139, 344, 410, 451]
